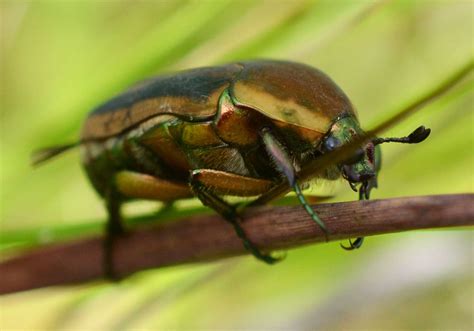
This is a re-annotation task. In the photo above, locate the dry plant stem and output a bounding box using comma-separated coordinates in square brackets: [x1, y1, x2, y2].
[1, 194, 473, 295]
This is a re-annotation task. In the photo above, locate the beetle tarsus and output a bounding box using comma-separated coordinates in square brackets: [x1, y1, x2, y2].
[294, 182, 329, 240]
[234, 221, 283, 264]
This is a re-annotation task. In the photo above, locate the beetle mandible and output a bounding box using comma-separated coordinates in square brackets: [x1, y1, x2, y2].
[34, 60, 430, 276]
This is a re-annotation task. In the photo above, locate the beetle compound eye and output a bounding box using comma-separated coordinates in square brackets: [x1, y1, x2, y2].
[324, 136, 340, 151]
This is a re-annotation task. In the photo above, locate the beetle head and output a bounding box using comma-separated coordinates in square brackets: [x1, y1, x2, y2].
[322, 116, 380, 198]
[323, 117, 430, 199]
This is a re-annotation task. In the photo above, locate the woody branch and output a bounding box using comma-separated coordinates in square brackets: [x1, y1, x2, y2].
[0, 194, 473, 295]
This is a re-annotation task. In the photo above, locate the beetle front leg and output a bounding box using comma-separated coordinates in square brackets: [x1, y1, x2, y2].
[260, 128, 329, 238]
[189, 173, 282, 264]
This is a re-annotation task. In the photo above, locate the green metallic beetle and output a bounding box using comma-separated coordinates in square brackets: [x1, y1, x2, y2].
[34, 60, 430, 275]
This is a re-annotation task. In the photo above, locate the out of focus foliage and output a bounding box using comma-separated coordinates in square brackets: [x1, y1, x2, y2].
[0, 1, 472, 330]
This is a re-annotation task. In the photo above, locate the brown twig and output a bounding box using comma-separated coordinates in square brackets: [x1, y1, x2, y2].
[0, 194, 473, 295]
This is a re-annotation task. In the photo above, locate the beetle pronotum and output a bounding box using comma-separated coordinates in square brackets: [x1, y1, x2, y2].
[34, 60, 430, 277]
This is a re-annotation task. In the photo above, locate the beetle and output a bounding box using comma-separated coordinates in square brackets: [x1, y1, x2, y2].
[34, 60, 430, 276]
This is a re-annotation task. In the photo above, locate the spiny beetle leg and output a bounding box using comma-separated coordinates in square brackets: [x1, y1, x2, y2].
[190, 174, 282, 264]
[260, 128, 329, 239]
[104, 191, 125, 281]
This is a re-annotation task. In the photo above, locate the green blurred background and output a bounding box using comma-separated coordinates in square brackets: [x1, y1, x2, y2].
[1, 0, 473, 329]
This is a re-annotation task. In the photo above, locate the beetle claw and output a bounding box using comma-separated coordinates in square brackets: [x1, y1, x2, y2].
[262, 251, 287, 264]
[340, 241, 353, 250]
[241, 237, 285, 264]
[340, 237, 364, 250]
[349, 182, 358, 192]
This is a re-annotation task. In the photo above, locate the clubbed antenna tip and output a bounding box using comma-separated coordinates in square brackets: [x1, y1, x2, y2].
[373, 126, 431, 146]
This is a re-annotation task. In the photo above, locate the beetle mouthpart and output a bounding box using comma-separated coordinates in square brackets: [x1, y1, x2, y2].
[358, 173, 374, 182]
[342, 165, 374, 183]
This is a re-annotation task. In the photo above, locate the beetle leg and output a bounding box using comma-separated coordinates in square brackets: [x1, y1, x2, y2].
[190, 169, 273, 196]
[341, 182, 368, 250]
[115, 170, 192, 201]
[104, 189, 124, 280]
[105, 171, 192, 278]
[190, 171, 282, 264]
[260, 128, 329, 237]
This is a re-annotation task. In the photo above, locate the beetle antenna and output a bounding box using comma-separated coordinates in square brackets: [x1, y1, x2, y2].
[373, 126, 431, 145]
[31, 142, 79, 166]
